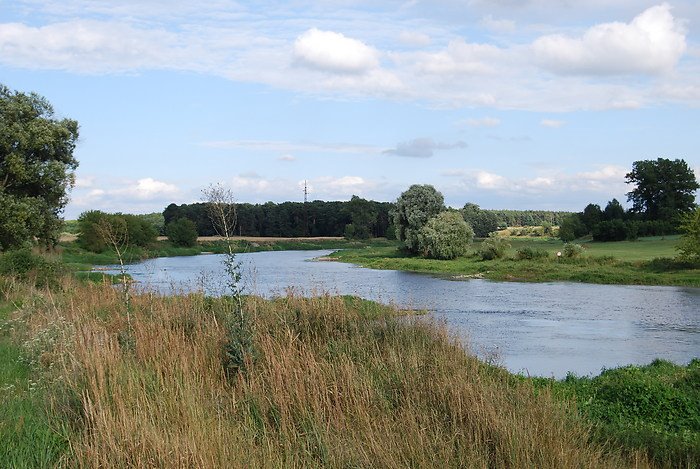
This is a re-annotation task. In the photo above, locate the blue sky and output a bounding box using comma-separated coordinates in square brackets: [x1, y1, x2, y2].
[1, 1, 698, 218]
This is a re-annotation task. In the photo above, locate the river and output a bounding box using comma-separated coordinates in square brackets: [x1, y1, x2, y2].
[99, 250, 700, 378]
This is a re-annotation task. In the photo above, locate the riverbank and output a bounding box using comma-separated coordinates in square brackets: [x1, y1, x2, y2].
[328, 236, 700, 287]
[3, 277, 695, 467]
[59, 237, 393, 272]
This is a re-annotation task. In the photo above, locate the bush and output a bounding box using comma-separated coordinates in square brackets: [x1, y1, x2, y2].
[562, 243, 584, 258]
[516, 247, 550, 260]
[418, 211, 473, 260]
[0, 248, 64, 288]
[478, 235, 510, 260]
[592, 220, 629, 242]
[166, 218, 198, 247]
[77, 211, 157, 252]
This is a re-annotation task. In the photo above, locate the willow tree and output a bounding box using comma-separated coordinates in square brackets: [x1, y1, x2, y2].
[393, 184, 445, 253]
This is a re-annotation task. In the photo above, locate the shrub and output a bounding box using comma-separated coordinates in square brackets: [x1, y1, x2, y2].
[418, 211, 473, 260]
[166, 218, 199, 247]
[0, 248, 64, 288]
[478, 235, 510, 260]
[592, 220, 629, 242]
[516, 247, 550, 260]
[77, 211, 157, 252]
[562, 243, 584, 258]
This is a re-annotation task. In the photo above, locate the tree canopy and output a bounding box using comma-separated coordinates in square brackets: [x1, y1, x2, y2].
[0, 85, 79, 250]
[418, 211, 473, 259]
[626, 158, 699, 223]
[393, 184, 445, 253]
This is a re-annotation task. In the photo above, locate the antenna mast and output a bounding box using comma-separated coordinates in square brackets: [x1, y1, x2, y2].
[303, 180, 308, 203]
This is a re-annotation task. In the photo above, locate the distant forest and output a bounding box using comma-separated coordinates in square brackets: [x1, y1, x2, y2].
[162, 199, 571, 238]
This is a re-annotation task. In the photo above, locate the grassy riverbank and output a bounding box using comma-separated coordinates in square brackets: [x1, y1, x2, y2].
[0, 277, 666, 468]
[329, 236, 700, 287]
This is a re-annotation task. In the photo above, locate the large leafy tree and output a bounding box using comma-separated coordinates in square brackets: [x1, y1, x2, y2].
[625, 158, 698, 223]
[393, 184, 444, 253]
[419, 211, 473, 259]
[0, 85, 79, 250]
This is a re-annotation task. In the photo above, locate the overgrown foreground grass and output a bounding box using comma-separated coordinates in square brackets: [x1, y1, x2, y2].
[0, 278, 653, 468]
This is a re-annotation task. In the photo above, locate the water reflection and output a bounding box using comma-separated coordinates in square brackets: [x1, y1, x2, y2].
[100, 250, 700, 378]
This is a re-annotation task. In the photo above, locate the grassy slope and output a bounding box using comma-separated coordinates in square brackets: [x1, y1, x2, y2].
[330, 236, 700, 287]
[0, 279, 654, 468]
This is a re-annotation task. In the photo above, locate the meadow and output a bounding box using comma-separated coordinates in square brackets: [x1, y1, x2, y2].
[330, 235, 700, 287]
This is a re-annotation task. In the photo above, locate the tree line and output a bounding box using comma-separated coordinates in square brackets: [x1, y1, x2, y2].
[163, 197, 395, 239]
[559, 158, 699, 242]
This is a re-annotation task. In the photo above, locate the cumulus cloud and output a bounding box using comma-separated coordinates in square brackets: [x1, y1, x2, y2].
[294, 28, 379, 74]
[540, 119, 565, 128]
[69, 177, 183, 216]
[532, 3, 687, 75]
[383, 138, 467, 158]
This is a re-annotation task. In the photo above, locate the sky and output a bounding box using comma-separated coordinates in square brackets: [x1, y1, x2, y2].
[1, 0, 699, 218]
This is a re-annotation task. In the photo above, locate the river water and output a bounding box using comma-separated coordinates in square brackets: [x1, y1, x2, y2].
[100, 250, 700, 378]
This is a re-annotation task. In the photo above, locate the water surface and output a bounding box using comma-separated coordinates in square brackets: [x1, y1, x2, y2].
[101, 250, 700, 378]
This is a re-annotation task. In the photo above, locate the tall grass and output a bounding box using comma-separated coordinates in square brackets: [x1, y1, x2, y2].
[4, 279, 649, 467]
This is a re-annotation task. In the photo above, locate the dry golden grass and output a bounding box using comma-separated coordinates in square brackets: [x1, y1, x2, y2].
[5, 278, 650, 468]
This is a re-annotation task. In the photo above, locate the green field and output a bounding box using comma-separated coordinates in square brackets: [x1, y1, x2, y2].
[329, 236, 700, 287]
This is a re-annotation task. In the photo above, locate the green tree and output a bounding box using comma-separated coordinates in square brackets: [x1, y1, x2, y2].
[462, 203, 499, 238]
[393, 184, 444, 253]
[344, 195, 377, 239]
[0, 84, 79, 250]
[677, 207, 700, 262]
[626, 158, 699, 223]
[581, 203, 603, 232]
[558, 214, 587, 242]
[418, 211, 473, 259]
[166, 218, 198, 247]
[603, 198, 626, 221]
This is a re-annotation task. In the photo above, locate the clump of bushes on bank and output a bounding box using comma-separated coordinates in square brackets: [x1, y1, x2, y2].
[537, 359, 700, 468]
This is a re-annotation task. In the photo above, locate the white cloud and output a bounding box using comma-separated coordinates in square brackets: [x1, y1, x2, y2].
[69, 177, 183, 215]
[532, 3, 686, 75]
[278, 154, 296, 162]
[577, 165, 628, 181]
[293, 28, 380, 74]
[460, 117, 501, 127]
[442, 164, 632, 201]
[383, 138, 467, 158]
[540, 119, 565, 128]
[1, 2, 698, 111]
[123, 178, 181, 200]
[411, 39, 503, 75]
[0, 20, 210, 73]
